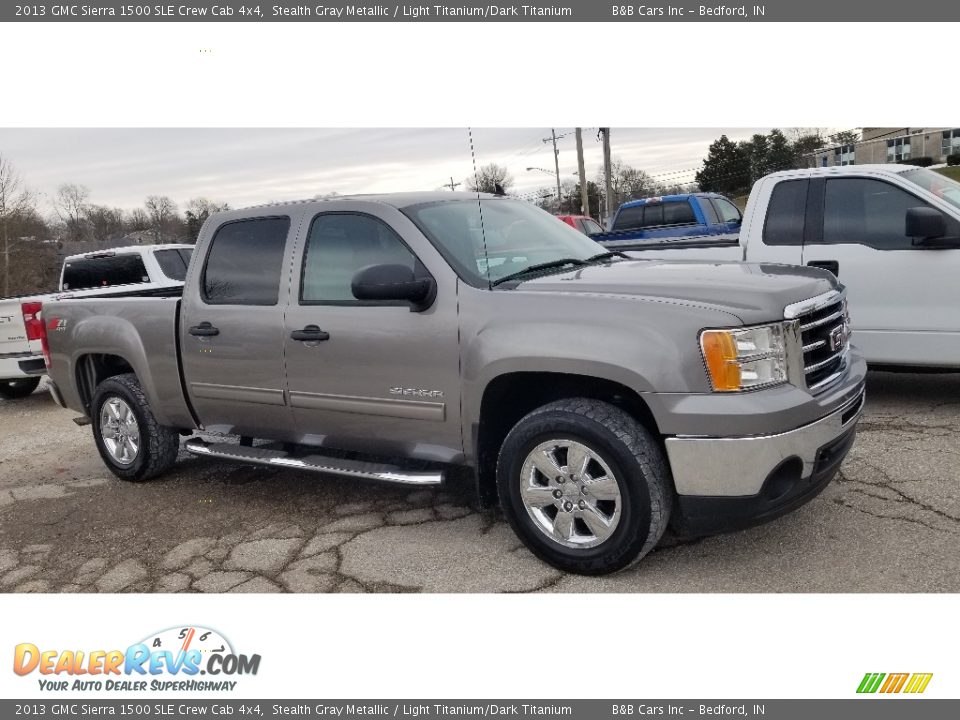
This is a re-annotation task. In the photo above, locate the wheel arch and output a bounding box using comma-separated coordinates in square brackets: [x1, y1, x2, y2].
[472, 371, 662, 507]
[75, 353, 137, 415]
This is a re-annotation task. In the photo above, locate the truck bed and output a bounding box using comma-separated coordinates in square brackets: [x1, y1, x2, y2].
[44, 294, 196, 429]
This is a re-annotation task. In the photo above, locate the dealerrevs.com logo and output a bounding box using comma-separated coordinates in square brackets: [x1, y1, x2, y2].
[13, 626, 261, 692]
[857, 672, 933, 694]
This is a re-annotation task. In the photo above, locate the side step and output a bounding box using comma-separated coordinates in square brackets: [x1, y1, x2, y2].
[183, 438, 443, 485]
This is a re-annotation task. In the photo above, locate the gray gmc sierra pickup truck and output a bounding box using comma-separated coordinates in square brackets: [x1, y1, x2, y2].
[41, 192, 866, 574]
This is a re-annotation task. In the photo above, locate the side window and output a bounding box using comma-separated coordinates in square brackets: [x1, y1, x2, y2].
[154, 249, 189, 281]
[713, 198, 742, 224]
[581, 218, 604, 235]
[612, 205, 643, 231]
[202, 217, 290, 305]
[301, 213, 417, 305]
[661, 201, 696, 225]
[822, 178, 948, 250]
[700, 198, 720, 225]
[763, 180, 808, 246]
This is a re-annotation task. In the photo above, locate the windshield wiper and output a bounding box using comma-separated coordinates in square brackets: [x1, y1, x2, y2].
[491, 257, 588, 286]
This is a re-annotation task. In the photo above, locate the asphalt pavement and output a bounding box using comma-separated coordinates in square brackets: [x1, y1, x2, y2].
[1, 371, 957, 593]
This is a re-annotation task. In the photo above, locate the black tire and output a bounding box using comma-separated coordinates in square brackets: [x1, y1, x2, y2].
[0, 377, 41, 400]
[497, 398, 672, 575]
[91, 373, 179, 482]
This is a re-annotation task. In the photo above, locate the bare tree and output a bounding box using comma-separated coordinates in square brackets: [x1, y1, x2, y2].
[599, 158, 663, 207]
[144, 195, 179, 243]
[465, 163, 514, 194]
[829, 129, 861, 146]
[84, 205, 126, 242]
[126, 207, 150, 231]
[0, 155, 36, 296]
[55, 183, 91, 242]
[185, 198, 229, 242]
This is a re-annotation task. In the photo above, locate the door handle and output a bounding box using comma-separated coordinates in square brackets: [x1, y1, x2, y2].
[188, 322, 220, 337]
[290, 325, 330, 342]
[807, 260, 839, 277]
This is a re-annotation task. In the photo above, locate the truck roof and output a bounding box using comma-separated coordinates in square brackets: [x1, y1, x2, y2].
[64, 243, 194, 262]
[237, 191, 502, 214]
[763, 164, 919, 180]
[618, 192, 725, 210]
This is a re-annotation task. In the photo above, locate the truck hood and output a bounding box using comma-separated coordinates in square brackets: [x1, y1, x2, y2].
[513, 259, 838, 324]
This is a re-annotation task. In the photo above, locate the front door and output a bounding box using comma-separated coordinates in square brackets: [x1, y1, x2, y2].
[802, 175, 960, 365]
[283, 208, 462, 462]
[180, 214, 300, 439]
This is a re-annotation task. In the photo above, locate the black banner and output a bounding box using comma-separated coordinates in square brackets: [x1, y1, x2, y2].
[3, 0, 959, 22]
[2, 700, 958, 719]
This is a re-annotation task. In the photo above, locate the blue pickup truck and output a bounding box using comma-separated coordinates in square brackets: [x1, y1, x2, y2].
[593, 192, 743, 244]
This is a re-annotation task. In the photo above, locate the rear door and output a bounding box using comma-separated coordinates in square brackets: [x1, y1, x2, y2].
[801, 175, 960, 365]
[283, 206, 462, 462]
[179, 214, 301, 439]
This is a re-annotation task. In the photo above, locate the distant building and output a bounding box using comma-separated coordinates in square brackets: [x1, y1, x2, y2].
[807, 127, 960, 168]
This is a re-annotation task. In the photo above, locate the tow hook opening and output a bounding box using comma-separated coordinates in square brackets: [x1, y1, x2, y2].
[762, 457, 804, 502]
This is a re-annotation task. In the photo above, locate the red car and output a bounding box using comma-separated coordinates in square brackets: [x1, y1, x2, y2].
[556, 214, 604, 236]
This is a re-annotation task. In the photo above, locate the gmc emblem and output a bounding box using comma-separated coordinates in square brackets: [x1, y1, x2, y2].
[829, 325, 845, 352]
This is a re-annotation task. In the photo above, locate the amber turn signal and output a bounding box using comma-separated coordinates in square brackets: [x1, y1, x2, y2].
[700, 330, 742, 391]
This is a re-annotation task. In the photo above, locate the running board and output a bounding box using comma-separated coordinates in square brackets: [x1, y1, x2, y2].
[183, 438, 443, 485]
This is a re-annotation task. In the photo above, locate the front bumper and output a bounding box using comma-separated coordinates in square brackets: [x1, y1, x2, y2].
[665, 384, 865, 536]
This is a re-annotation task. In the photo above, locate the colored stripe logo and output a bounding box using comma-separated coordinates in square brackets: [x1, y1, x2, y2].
[857, 672, 933, 694]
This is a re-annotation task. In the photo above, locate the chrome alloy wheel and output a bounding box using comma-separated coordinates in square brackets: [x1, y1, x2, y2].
[99, 396, 140, 466]
[519, 439, 622, 549]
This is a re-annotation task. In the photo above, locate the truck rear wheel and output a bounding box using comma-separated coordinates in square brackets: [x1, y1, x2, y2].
[0, 377, 41, 400]
[497, 398, 672, 575]
[91, 373, 179, 482]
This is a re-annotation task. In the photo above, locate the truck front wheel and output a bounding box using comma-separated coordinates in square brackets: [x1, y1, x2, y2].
[91, 373, 179, 482]
[497, 399, 672, 575]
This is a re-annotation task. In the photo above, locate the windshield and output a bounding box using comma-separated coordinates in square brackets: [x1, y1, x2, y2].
[404, 198, 606, 286]
[901, 168, 960, 212]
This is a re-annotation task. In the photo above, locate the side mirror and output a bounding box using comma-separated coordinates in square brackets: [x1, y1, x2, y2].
[906, 206, 946, 240]
[351, 264, 436, 311]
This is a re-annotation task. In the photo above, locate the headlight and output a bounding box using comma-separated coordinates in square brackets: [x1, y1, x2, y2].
[700, 323, 788, 392]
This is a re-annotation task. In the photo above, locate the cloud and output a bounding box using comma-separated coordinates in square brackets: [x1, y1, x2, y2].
[0, 127, 774, 211]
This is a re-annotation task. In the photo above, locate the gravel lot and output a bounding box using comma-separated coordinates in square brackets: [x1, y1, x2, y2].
[1, 371, 958, 593]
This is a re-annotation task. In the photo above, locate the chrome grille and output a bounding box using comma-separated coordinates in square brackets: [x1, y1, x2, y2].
[795, 296, 848, 391]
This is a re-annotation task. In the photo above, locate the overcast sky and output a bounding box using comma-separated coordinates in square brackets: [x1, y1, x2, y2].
[0, 128, 777, 213]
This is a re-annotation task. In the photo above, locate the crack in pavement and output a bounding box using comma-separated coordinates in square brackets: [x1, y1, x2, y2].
[3, 370, 960, 593]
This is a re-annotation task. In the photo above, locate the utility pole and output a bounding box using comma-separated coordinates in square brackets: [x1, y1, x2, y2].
[575, 128, 589, 218]
[443, 176, 461, 191]
[600, 128, 613, 225]
[543, 129, 563, 214]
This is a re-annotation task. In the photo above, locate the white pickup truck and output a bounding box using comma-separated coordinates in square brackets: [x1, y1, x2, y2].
[0, 244, 192, 399]
[599, 165, 960, 370]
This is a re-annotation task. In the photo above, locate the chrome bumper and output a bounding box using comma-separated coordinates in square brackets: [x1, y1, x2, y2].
[665, 387, 865, 497]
